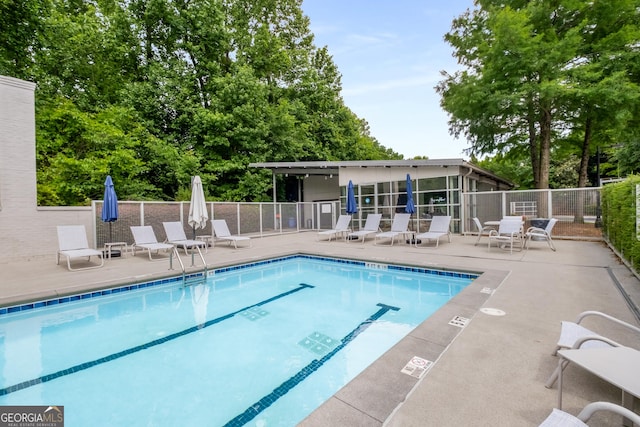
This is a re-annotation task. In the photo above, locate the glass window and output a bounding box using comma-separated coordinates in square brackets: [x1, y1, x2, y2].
[418, 177, 446, 191]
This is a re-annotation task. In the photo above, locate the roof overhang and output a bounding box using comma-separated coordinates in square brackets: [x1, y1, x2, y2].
[249, 159, 514, 188]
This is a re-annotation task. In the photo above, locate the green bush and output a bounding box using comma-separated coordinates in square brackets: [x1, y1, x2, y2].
[602, 175, 640, 273]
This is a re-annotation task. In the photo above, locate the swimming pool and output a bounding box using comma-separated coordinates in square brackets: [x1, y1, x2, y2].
[0, 255, 475, 426]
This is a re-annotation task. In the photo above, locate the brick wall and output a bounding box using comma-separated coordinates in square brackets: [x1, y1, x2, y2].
[0, 75, 93, 262]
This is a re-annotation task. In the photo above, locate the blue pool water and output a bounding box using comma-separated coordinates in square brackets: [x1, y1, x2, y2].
[0, 255, 475, 426]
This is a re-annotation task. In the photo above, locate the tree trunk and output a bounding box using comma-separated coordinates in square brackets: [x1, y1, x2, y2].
[577, 115, 592, 188]
[528, 107, 540, 188]
[538, 107, 552, 189]
[574, 116, 592, 223]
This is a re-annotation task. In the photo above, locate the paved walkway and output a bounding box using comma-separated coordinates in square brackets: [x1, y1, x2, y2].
[1, 232, 639, 426]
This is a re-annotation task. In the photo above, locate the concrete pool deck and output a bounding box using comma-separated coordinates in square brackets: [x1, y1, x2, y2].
[1, 232, 639, 426]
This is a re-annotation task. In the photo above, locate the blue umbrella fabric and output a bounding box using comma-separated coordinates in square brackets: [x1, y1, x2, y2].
[405, 174, 416, 215]
[346, 180, 358, 214]
[101, 175, 119, 244]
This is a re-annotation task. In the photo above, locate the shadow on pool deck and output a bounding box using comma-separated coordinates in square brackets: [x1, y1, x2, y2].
[1, 233, 639, 426]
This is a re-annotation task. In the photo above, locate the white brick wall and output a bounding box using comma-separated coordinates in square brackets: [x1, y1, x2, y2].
[0, 75, 93, 262]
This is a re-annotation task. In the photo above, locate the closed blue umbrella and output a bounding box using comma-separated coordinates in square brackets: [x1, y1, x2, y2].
[101, 175, 119, 250]
[405, 174, 416, 215]
[405, 174, 416, 240]
[346, 180, 358, 214]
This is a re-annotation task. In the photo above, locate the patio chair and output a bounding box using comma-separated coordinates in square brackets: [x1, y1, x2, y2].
[375, 213, 411, 246]
[346, 214, 382, 244]
[212, 219, 252, 248]
[545, 310, 640, 388]
[318, 214, 352, 241]
[487, 218, 524, 254]
[539, 401, 640, 426]
[130, 226, 174, 261]
[525, 218, 558, 251]
[56, 225, 104, 271]
[414, 215, 451, 248]
[472, 217, 495, 246]
[162, 221, 207, 256]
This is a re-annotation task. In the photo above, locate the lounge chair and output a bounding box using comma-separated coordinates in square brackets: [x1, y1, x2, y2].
[375, 213, 411, 246]
[414, 215, 451, 247]
[56, 225, 104, 271]
[130, 226, 174, 261]
[346, 214, 382, 244]
[545, 310, 640, 388]
[487, 218, 524, 254]
[472, 217, 495, 246]
[525, 218, 558, 251]
[318, 214, 351, 241]
[539, 401, 640, 426]
[212, 219, 251, 248]
[162, 221, 207, 255]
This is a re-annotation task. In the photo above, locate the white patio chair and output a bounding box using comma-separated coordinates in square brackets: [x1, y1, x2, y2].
[545, 310, 640, 388]
[56, 225, 104, 271]
[346, 214, 382, 244]
[375, 213, 411, 246]
[130, 226, 174, 261]
[318, 215, 352, 241]
[539, 401, 640, 426]
[472, 217, 495, 246]
[487, 218, 524, 254]
[163, 221, 207, 255]
[212, 219, 252, 248]
[525, 218, 558, 251]
[414, 215, 451, 248]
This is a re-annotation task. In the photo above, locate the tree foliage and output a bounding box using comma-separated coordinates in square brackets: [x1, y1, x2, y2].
[0, 0, 401, 205]
[438, 0, 640, 189]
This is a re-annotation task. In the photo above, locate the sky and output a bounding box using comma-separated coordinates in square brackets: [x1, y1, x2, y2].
[301, 0, 476, 160]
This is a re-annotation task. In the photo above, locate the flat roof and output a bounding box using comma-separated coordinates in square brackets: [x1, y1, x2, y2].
[249, 159, 513, 187]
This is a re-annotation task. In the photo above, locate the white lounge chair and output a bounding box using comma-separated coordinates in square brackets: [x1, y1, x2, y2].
[375, 213, 411, 246]
[539, 401, 640, 426]
[472, 217, 495, 246]
[545, 310, 640, 388]
[130, 226, 174, 261]
[318, 215, 351, 241]
[346, 214, 382, 244]
[212, 219, 251, 248]
[56, 225, 104, 271]
[162, 221, 207, 255]
[525, 218, 558, 251]
[414, 215, 451, 248]
[487, 218, 524, 254]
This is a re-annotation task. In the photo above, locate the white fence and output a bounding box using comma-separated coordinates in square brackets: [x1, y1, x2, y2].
[92, 201, 341, 247]
[462, 188, 602, 240]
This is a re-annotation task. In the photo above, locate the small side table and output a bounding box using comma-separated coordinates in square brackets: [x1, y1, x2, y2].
[195, 235, 214, 253]
[104, 241, 128, 259]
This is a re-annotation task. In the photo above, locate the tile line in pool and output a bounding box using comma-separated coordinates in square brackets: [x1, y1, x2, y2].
[0, 283, 315, 397]
[223, 302, 401, 427]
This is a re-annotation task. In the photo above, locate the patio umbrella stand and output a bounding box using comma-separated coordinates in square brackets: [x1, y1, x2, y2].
[346, 180, 358, 240]
[101, 175, 121, 257]
[404, 174, 419, 244]
[188, 175, 209, 242]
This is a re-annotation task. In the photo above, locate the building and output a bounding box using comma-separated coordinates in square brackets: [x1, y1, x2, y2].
[250, 160, 513, 233]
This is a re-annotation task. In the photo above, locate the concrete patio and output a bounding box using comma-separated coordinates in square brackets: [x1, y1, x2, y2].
[1, 232, 639, 426]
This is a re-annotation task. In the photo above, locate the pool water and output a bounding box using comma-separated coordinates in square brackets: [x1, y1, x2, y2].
[0, 255, 474, 426]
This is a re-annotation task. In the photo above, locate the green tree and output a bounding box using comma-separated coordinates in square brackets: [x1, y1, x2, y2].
[5, 0, 401, 205]
[438, 0, 640, 189]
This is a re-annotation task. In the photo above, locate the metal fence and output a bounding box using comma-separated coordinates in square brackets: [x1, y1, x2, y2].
[92, 201, 341, 247]
[462, 188, 602, 240]
[93, 187, 603, 247]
